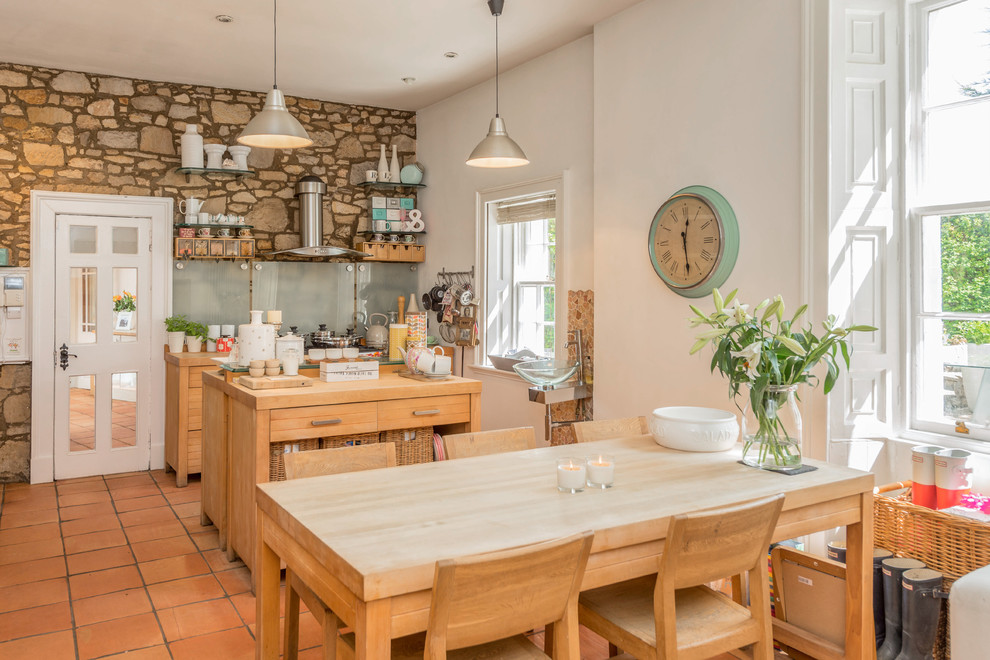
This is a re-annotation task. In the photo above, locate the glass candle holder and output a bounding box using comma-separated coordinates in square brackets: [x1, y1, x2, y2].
[556, 458, 587, 493]
[586, 454, 614, 489]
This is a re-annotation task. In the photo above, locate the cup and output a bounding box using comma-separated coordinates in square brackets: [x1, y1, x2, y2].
[342, 347, 359, 359]
[380, 170, 392, 182]
[217, 228, 232, 237]
[433, 354, 452, 375]
[934, 449, 973, 510]
[585, 454, 615, 489]
[309, 349, 326, 361]
[372, 220, 388, 232]
[911, 445, 945, 509]
[198, 211, 210, 224]
[403, 234, 416, 244]
[365, 169, 378, 183]
[372, 233, 385, 242]
[326, 348, 343, 360]
[238, 228, 252, 237]
[388, 234, 400, 242]
[178, 197, 202, 215]
[197, 227, 212, 237]
[557, 458, 587, 493]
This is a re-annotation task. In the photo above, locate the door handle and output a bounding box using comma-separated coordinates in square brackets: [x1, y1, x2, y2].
[58, 343, 77, 371]
[311, 419, 343, 426]
[413, 409, 441, 416]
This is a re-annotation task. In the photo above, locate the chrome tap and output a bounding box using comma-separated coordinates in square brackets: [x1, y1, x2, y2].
[565, 329, 584, 385]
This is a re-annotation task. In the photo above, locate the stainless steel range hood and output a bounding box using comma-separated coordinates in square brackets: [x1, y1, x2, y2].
[266, 175, 371, 259]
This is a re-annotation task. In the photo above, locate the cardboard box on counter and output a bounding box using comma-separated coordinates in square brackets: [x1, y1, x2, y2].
[320, 359, 380, 382]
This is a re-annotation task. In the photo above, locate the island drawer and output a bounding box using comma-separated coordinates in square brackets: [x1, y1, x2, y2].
[269, 402, 378, 442]
[377, 395, 471, 430]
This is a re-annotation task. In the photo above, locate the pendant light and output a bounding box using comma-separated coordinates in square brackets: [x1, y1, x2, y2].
[466, 0, 529, 168]
[237, 0, 313, 149]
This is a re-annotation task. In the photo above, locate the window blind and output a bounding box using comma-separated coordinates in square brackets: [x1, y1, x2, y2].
[493, 192, 556, 226]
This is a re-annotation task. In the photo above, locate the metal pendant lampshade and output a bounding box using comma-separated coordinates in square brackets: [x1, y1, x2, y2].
[237, 0, 312, 150]
[466, 0, 529, 168]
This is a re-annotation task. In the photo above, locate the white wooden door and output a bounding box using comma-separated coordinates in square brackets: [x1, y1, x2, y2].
[53, 214, 152, 478]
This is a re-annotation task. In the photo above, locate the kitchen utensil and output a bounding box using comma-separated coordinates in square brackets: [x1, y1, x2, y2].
[648, 407, 739, 452]
[178, 197, 203, 215]
[310, 325, 362, 348]
[366, 313, 389, 349]
[421, 293, 433, 312]
[438, 321, 456, 343]
[397, 296, 405, 324]
[459, 285, 475, 305]
[430, 285, 445, 303]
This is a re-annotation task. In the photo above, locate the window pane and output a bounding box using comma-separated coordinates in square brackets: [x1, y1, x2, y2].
[922, 212, 990, 315]
[924, 102, 990, 202]
[926, 1, 990, 106]
[113, 267, 138, 343]
[112, 226, 139, 254]
[112, 372, 137, 448]
[69, 225, 96, 254]
[70, 267, 97, 345]
[69, 375, 96, 452]
[919, 318, 990, 426]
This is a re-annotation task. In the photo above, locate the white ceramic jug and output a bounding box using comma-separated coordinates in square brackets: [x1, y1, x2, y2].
[180, 124, 204, 169]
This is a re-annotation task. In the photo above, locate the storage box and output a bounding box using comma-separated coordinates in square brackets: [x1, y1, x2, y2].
[371, 208, 388, 220]
[400, 197, 415, 210]
[386, 197, 401, 209]
[371, 196, 387, 209]
[319, 359, 379, 382]
[386, 209, 401, 221]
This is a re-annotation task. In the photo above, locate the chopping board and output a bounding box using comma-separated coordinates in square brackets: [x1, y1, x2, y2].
[237, 375, 313, 390]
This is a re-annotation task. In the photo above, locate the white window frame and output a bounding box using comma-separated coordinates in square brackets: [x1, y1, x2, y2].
[905, 0, 990, 442]
[475, 176, 565, 369]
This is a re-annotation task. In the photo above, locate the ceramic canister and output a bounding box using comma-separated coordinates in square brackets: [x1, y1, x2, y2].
[406, 312, 427, 348]
[206, 324, 221, 353]
[934, 448, 973, 510]
[237, 310, 276, 366]
[388, 324, 408, 361]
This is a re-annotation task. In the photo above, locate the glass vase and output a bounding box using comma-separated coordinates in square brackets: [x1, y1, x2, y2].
[741, 384, 802, 470]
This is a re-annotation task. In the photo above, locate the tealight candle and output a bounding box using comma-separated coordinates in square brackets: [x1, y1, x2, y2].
[557, 458, 587, 493]
[586, 454, 614, 489]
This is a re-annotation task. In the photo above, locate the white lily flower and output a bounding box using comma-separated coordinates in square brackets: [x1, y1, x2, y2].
[728, 301, 751, 324]
[730, 342, 762, 373]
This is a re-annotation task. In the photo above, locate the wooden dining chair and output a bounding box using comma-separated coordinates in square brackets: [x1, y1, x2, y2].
[578, 494, 784, 660]
[338, 531, 595, 659]
[282, 442, 397, 660]
[572, 417, 648, 443]
[442, 426, 535, 459]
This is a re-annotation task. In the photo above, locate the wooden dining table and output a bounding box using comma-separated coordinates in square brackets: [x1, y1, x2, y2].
[254, 435, 875, 660]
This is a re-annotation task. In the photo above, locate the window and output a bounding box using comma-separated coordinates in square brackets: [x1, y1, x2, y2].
[482, 185, 559, 363]
[911, 0, 990, 438]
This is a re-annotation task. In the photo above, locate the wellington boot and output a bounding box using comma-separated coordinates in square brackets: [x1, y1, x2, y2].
[894, 568, 943, 660]
[877, 557, 926, 660]
[874, 548, 893, 648]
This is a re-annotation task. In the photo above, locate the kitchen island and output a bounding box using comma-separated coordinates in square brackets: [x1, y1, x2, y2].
[200, 369, 482, 574]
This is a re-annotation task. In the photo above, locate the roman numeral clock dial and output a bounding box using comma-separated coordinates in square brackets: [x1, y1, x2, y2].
[648, 186, 739, 298]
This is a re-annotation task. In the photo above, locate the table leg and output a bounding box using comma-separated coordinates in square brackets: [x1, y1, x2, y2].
[256, 511, 281, 660]
[354, 598, 391, 660]
[845, 491, 874, 660]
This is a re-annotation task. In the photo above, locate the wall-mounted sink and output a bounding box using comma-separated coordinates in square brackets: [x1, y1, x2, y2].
[513, 359, 581, 390]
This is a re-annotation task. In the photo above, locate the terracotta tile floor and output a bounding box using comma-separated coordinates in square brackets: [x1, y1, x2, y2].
[0, 471, 743, 659]
[69, 387, 137, 452]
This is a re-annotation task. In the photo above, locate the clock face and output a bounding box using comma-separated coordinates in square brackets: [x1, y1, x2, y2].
[648, 186, 739, 298]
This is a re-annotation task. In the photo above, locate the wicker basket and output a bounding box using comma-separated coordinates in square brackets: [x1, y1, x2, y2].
[321, 432, 380, 450]
[874, 481, 990, 587]
[269, 438, 320, 481]
[381, 427, 434, 465]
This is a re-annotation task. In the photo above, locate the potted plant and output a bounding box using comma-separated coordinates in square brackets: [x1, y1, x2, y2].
[185, 322, 209, 353]
[165, 315, 188, 352]
[689, 289, 875, 470]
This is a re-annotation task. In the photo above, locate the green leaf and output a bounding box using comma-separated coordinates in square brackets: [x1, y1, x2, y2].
[777, 335, 807, 356]
[689, 338, 709, 355]
[847, 325, 878, 332]
[723, 288, 739, 307]
[713, 288, 724, 312]
[791, 304, 808, 325]
[697, 327, 731, 340]
[839, 340, 850, 369]
[761, 300, 780, 323]
[689, 304, 708, 320]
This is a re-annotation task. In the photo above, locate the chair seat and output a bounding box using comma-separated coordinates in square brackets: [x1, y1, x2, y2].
[579, 575, 755, 654]
[339, 630, 549, 659]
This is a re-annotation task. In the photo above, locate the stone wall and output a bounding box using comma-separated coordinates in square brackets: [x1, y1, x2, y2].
[0, 61, 417, 481]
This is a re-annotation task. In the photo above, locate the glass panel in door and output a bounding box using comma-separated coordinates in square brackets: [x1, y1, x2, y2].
[69, 375, 96, 452]
[111, 372, 137, 448]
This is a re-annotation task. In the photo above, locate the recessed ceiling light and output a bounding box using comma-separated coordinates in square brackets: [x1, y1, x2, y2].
[216, 15, 234, 23]
[401, 77, 416, 85]
[443, 51, 458, 59]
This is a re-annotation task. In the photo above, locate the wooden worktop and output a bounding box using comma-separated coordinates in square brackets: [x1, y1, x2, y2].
[164, 351, 226, 367]
[202, 370, 482, 410]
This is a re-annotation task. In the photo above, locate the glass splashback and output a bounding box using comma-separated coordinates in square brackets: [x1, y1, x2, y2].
[171, 261, 416, 336]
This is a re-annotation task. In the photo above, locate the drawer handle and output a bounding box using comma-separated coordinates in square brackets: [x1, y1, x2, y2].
[311, 419, 343, 426]
[413, 409, 441, 416]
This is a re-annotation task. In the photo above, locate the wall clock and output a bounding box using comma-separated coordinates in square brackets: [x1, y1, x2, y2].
[648, 185, 739, 298]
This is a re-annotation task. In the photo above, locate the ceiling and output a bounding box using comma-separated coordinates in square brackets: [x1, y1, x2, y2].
[0, 0, 642, 111]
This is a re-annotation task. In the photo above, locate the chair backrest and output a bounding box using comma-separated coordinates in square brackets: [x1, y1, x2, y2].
[572, 416, 649, 443]
[283, 442, 396, 480]
[442, 427, 535, 460]
[659, 494, 784, 590]
[424, 531, 594, 656]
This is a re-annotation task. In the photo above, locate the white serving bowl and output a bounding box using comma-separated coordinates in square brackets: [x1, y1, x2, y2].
[649, 406, 739, 452]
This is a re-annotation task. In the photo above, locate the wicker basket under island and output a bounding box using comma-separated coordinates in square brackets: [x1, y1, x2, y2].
[200, 370, 481, 576]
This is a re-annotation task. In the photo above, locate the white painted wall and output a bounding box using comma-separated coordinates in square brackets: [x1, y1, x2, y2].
[417, 36, 594, 442]
[592, 0, 804, 423]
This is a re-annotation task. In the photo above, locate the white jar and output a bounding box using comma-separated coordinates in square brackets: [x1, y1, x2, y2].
[237, 310, 276, 366]
[204, 144, 226, 170]
[282, 349, 300, 376]
[180, 125, 204, 169]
